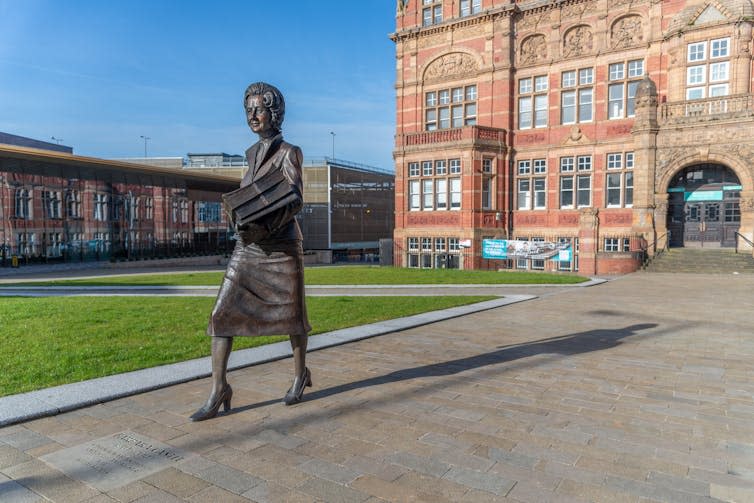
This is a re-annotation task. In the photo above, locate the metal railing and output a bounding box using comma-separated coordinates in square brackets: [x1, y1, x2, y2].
[640, 232, 667, 267]
[734, 231, 754, 254]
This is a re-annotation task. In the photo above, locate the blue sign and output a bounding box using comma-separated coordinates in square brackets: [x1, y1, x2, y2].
[482, 239, 508, 259]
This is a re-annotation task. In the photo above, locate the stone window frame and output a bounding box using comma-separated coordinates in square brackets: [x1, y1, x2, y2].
[407, 158, 463, 211]
[518, 75, 549, 129]
[560, 68, 594, 124]
[424, 84, 477, 131]
[608, 59, 644, 119]
[422, 0, 443, 27]
[685, 37, 730, 100]
[517, 158, 547, 211]
[605, 152, 634, 208]
[460, 0, 481, 17]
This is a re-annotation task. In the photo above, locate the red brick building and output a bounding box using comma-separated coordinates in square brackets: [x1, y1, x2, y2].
[392, 0, 754, 274]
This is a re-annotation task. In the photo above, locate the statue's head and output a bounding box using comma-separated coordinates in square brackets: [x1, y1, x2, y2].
[243, 82, 285, 134]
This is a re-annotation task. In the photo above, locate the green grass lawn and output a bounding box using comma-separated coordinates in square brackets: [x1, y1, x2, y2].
[0, 295, 494, 396]
[1, 265, 588, 287]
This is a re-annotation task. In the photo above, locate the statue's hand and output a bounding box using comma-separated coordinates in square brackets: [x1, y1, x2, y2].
[237, 222, 268, 243]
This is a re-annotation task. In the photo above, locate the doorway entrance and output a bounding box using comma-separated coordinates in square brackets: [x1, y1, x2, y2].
[667, 164, 741, 248]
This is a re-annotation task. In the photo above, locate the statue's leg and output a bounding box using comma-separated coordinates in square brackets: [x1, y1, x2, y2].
[283, 333, 311, 405]
[289, 333, 307, 377]
[190, 336, 234, 421]
[210, 336, 233, 396]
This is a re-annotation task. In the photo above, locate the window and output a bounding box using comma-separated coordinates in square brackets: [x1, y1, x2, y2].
[93, 193, 108, 222]
[517, 158, 547, 210]
[518, 75, 548, 129]
[482, 177, 493, 210]
[518, 179, 531, 210]
[533, 178, 546, 209]
[409, 236, 460, 269]
[145, 197, 154, 220]
[560, 177, 574, 208]
[422, 0, 442, 26]
[435, 160, 447, 175]
[450, 178, 461, 209]
[66, 190, 81, 218]
[449, 158, 461, 174]
[425, 85, 477, 130]
[410, 159, 462, 211]
[561, 68, 593, 124]
[605, 152, 634, 208]
[577, 175, 591, 207]
[44, 191, 62, 219]
[198, 202, 222, 222]
[482, 157, 493, 173]
[686, 38, 730, 100]
[409, 180, 420, 210]
[604, 238, 631, 252]
[577, 155, 592, 171]
[608, 60, 643, 119]
[422, 179, 433, 210]
[14, 188, 31, 219]
[409, 162, 420, 177]
[560, 157, 575, 172]
[534, 159, 546, 174]
[460, 0, 481, 16]
[436, 179, 448, 209]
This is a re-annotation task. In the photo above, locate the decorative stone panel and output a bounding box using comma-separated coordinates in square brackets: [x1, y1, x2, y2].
[563, 25, 593, 58]
[611, 15, 643, 49]
[520, 34, 548, 64]
[423, 52, 479, 83]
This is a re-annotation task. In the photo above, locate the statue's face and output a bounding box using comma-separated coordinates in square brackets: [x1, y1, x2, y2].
[246, 95, 273, 136]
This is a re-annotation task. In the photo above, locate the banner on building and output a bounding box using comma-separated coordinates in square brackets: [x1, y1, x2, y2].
[482, 239, 571, 261]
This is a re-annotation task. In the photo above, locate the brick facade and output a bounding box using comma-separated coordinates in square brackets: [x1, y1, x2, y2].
[392, 0, 754, 274]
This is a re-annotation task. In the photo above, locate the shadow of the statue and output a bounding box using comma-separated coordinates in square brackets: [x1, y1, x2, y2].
[231, 322, 658, 415]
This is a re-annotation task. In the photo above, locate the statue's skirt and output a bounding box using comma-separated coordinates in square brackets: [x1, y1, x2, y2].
[207, 236, 311, 338]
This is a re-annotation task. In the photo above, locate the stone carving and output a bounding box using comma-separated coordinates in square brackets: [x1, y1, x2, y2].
[562, 125, 590, 146]
[397, 0, 407, 14]
[563, 25, 593, 58]
[520, 34, 548, 64]
[611, 15, 643, 49]
[517, 11, 547, 32]
[562, 1, 594, 19]
[424, 52, 479, 82]
[740, 197, 754, 211]
[559, 213, 580, 225]
[609, 0, 649, 7]
[736, 23, 752, 55]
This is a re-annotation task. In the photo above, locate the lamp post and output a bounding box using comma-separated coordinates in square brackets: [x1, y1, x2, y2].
[329, 131, 335, 160]
[51, 136, 64, 145]
[140, 135, 151, 158]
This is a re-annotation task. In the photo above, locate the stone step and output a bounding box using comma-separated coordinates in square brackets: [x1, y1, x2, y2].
[644, 248, 754, 273]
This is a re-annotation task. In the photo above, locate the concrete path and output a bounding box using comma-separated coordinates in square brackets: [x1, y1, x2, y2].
[1, 272, 753, 502]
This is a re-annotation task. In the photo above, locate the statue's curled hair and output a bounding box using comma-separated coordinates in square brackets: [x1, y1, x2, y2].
[244, 82, 285, 132]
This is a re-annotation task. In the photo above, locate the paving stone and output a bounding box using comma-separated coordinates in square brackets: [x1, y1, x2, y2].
[441, 466, 516, 496]
[0, 472, 43, 503]
[106, 480, 160, 502]
[141, 467, 209, 498]
[192, 463, 262, 494]
[185, 485, 251, 502]
[0, 429, 53, 451]
[0, 443, 32, 469]
[297, 477, 371, 503]
[298, 458, 362, 485]
[384, 451, 451, 478]
[350, 474, 438, 502]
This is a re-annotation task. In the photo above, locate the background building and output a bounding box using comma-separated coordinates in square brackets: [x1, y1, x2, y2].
[299, 158, 395, 263]
[1, 134, 236, 265]
[392, 0, 754, 274]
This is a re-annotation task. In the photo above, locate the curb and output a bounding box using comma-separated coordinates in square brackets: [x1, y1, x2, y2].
[0, 294, 536, 427]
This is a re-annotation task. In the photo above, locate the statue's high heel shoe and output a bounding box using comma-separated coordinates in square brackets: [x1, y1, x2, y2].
[283, 367, 312, 405]
[190, 384, 233, 421]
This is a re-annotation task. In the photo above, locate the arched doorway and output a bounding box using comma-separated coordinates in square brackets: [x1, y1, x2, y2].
[667, 164, 741, 247]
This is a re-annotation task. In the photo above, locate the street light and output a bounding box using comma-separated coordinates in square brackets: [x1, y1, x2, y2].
[329, 131, 335, 160]
[51, 136, 64, 145]
[140, 135, 151, 158]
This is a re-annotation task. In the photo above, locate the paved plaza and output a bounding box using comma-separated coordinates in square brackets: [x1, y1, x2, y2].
[1, 272, 754, 502]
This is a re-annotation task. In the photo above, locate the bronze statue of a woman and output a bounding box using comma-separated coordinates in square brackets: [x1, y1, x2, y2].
[191, 82, 312, 421]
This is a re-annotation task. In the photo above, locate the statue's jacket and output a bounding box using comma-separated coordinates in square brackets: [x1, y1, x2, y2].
[207, 133, 311, 337]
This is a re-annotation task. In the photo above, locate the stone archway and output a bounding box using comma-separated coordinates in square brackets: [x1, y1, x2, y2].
[664, 163, 741, 248]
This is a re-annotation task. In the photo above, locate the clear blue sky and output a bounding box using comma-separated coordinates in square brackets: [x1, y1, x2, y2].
[0, 1, 397, 170]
